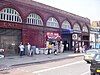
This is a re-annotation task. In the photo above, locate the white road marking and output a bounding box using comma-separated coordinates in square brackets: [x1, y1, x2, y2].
[68, 53, 84, 57]
[33, 60, 84, 74]
[80, 71, 90, 75]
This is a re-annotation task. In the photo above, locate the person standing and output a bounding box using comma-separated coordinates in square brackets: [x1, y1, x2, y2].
[54, 42, 58, 55]
[27, 43, 31, 56]
[19, 42, 24, 57]
[79, 46, 83, 53]
[47, 43, 52, 54]
[60, 41, 64, 53]
[82, 45, 86, 53]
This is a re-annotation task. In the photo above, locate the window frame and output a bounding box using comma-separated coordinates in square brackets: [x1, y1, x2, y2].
[82, 25, 88, 32]
[46, 17, 59, 28]
[73, 23, 81, 31]
[26, 13, 43, 26]
[61, 20, 71, 29]
[0, 8, 22, 23]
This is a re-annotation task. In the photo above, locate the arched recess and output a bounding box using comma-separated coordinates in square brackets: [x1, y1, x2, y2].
[46, 17, 59, 28]
[73, 23, 81, 32]
[0, 8, 22, 23]
[82, 25, 89, 33]
[26, 13, 43, 26]
[61, 20, 71, 29]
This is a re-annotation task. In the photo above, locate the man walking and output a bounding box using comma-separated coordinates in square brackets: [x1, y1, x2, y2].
[19, 42, 24, 57]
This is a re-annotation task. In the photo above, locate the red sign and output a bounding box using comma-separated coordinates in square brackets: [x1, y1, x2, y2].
[46, 32, 60, 39]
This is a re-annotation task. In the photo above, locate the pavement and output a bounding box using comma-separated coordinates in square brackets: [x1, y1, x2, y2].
[0, 51, 84, 71]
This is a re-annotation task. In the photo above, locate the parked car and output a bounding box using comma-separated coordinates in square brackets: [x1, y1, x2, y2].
[84, 49, 98, 63]
[0, 49, 4, 58]
[0, 54, 4, 58]
[90, 53, 100, 75]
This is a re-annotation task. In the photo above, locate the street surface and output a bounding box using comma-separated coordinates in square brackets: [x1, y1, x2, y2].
[0, 56, 90, 75]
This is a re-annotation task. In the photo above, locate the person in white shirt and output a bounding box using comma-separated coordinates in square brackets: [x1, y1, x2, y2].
[79, 46, 83, 53]
[27, 43, 31, 56]
[60, 41, 64, 53]
[19, 42, 24, 57]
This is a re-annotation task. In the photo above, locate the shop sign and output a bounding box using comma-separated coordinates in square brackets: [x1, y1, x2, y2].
[72, 34, 77, 40]
[46, 32, 60, 39]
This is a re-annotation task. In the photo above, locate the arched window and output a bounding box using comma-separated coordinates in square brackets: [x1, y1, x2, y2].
[62, 20, 71, 29]
[46, 17, 59, 28]
[0, 8, 22, 23]
[82, 25, 88, 32]
[73, 23, 81, 31]
[27, 13, 43, 26]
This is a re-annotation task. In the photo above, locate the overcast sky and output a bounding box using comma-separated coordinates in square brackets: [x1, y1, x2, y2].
[34, 0, 100, 21]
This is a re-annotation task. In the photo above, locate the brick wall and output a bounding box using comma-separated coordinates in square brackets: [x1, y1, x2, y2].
[0, 0, 90, 48]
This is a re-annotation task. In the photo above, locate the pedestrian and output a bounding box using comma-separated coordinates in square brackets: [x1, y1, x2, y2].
[27, 43, 31, 56]
[19, 42, 24, 57]
[54, 45, 57, 55]
[47, 43, 52, 54]
[75, 44, 78, 53]
[82, 45, 86, 53]
[60, 42, 64, 53]
[54, 42, 58, 55]
[79, 46, 83, 53]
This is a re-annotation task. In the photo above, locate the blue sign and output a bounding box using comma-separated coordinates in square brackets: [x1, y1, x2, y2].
[61, 29, 73, 34]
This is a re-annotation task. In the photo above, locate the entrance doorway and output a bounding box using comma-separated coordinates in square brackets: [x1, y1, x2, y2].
[0, 29, 21, 56]
[63, 41, 69, 51]
[62, 34, 72, 51]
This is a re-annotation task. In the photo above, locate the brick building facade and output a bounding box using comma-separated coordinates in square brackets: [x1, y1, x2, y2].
[0, 0, 90, 55]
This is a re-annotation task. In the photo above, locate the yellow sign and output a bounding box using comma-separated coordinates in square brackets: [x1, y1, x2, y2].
[96, 70, 100, 72]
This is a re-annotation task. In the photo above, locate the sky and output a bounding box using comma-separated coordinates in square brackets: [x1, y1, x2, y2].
[33, 0, 100, 21]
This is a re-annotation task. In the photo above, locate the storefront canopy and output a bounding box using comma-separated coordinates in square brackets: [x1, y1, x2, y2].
[61, 29, 73, 34]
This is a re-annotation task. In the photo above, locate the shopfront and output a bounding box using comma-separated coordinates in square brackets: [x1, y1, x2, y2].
[46, 32, 61, 44]
[0, 29, 21, 56]
[0, 0, 90, 56]
[61, 29, 73, 51]
[72, 23, 82, 51]
[72, 33, 82, 51]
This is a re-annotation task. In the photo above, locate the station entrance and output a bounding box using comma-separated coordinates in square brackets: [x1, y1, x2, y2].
[0, 29, 21, 56]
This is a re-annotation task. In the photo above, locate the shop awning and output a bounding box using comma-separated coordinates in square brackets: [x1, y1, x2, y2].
[61, 29, 73, 34]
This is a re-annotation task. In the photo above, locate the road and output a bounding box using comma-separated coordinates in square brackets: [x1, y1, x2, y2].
[0, 56, 90, 75]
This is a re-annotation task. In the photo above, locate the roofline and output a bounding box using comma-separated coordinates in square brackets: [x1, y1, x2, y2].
[4, 0, 90, 23]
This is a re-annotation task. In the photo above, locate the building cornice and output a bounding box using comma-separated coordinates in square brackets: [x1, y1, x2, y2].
[5, 0, 90, 23]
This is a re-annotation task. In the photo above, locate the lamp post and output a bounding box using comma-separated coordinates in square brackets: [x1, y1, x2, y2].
[95, 33, 96, 49]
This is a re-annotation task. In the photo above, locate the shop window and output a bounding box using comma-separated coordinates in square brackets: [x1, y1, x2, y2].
[0, 8, 22, 23]
[46, 17, 59, 28]
[27, 13, 43, 26]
